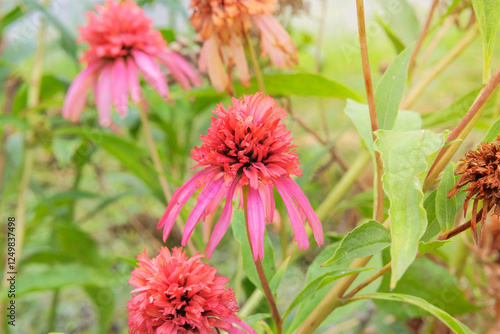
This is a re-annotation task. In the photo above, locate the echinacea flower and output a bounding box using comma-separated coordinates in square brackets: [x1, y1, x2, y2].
[190, 0, 298, 92]
[63, 0, 200, 127]
[157, 93, 323, 260]
[448, 136, 500, 242]
[128, 247, 256, 334]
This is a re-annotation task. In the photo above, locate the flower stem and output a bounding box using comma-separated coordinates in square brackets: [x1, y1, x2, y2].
[356, 0, 385, 223]
[408, 0, 439, 79]
[437, 212, 480, 241]
[343, 262, 392, 299]
[242, 185, 282, 334]
[245, 32, 266, 93]
[424, 67, 500, 190]
[138, 106, 197, 254]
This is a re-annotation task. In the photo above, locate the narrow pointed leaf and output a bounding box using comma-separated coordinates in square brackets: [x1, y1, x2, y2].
[375, 45, 414, 130]
[322, 220, 391, 266]
[436, 163, 458, 233]
[347, 292, 475, 334]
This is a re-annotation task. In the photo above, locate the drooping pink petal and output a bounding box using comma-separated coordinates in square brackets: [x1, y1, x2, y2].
[206, 178, 239, 258]
[182, 177, 225, 246]
[247, 187, 266, 260]
[126, 57, 143, 104]
[159, 50, 201, 88]
[157, 167, 219, 241]
[273, 178, 309, 250]
[131, 49, 168, 99]
[62, 60, 103, 122]
[111, 57, 128, 116]
[276, 177, 323, 245]
[94, 62, 113, 127]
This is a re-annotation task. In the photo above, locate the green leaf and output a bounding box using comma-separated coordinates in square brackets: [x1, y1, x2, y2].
[374, 130, 445, 288]
[6, 264, 115, 298]
[348, 292, 475, 334]
[187, 73, 361, 100]
[422, 89, 481, 128]
[436, 163, 458, 233]
[269, 257, 290, 294]
[375, 45, 414, 130]
[376, 0, 420, 44]
[345, 100, 422, 158]
[375, 14, 406, 53]
[472, 0, 500, 75]
[483, 117, 500, 143]
[283, 267, 374, 319]
[375, 258, 479, 319]
[55, 127, 164, 202]
[232, 210, 276, 291]
[322, 220, 390, 266]
[418, 240, 450, 254]
[1, 5, 26, 33]
[52, 137, 83, 166]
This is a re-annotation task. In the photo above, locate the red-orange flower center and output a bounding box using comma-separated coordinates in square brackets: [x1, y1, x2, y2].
[191, 93, 301, 188]
[80, 0, 166, 63]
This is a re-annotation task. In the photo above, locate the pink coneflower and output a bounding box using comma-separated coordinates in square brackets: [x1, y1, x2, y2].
[128, 247, 256, 334]
[63, 0, 200, 127]
[157, 93, 323, 260]
[190, 0, 298, 92]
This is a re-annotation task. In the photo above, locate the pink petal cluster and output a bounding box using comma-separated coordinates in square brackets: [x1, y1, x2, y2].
[158, 93, 323, 260]
[63, 0, 200, 127]
[128, 247, 256, 334]
[190, 0, 298, 92]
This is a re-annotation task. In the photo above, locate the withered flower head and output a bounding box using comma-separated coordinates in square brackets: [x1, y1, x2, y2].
[448, 135, 500, 242]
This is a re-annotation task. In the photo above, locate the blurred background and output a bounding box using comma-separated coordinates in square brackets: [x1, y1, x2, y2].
[1, 0, 499, 333]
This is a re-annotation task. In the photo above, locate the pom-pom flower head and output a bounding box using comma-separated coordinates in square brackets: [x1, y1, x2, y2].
[63, 0, 200, 127]
[448, 136, 500, 243]
[127, 247, 256, 334]
[190, 0, 298, 92]
[157, 93, 323, 260]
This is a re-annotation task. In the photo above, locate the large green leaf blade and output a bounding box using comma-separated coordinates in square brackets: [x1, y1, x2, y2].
[348, 292, 475, 334]
[374, 130, 445, 288]
[323, 220, 391, 266]
[375, 45, 414, 130]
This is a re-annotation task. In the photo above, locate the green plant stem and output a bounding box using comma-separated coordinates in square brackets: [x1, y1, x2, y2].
[242, 186, 282, 334]
[138, 107, 197, 254]
[483, 46, 491, 86]
[296, 218, 391, 333]
[408, 0, 439, 79]
[48, 289, 60, 332]
[424, 67, 500, 190]
[245, 32, 266, 93]
[315, 151, 371, 221]
[239, 289, 264, 317]
[402, 27, 478, 109]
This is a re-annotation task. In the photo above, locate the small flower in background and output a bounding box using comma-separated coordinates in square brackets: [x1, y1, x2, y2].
[63, 0, 200, 127]
[190, 0, 298, 92]
[448, 136, 500, 242]
[127, 247, 256, 334]
[158, 93, 323, 260]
